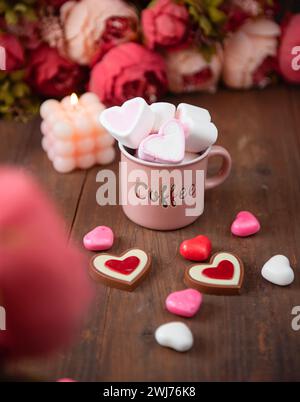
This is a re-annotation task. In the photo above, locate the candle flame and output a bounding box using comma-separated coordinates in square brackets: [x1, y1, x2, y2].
[70, 93, 78, 106]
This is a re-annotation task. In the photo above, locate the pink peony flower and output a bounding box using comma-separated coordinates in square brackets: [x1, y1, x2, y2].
[223, 18, 281, 89]
[0, 33, 24, 71]
[89, 42, 168, 106]
[26, 45, 86, 97]
[165, 47, 223, 93]
[278, 14, 300, 84]
[60, 0, 138, 65]
[142, 0, 189, 49]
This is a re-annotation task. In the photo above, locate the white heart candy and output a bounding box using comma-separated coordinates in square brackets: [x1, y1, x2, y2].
[261, 255, 295, 286]
[150, 102, 176, 132]
[100, 97, 154, 149]
[177, 103, 218, 153]
[155, 322, 193, 352]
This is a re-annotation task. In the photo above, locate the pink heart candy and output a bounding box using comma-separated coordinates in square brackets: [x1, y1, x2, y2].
[231, 211, 260, 237]
[166, 289, 202, 318]
[138, 119, 185, 164]
[83, 226, 114, 251]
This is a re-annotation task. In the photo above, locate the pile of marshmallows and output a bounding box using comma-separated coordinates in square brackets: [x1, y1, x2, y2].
[100, 97, 218, 164]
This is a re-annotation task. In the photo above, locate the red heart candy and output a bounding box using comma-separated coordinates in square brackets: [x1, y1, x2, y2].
[180, 235, 212, 261]
[202, 260, 234, 280]
[105, 256, 140, 275]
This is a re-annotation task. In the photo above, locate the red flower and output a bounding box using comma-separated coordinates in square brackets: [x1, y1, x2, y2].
[47, 0, 71, 7]
[142, 0, 189, 49]
[91, 16, 138, 66]
[26, 45, 86, 97]
[89, 42, 168, 106]
[279, 14, 300, 84]
[0, 33, 24, 71]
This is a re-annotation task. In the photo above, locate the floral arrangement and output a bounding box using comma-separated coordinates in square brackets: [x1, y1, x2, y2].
[0, 0, 299, 121]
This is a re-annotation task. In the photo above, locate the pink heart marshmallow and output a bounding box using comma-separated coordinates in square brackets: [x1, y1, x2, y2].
[138, 119, 185, 164]
[231, 211, 261, 237]
[83, 226, 114, 251]
[166, 288, 202, 318]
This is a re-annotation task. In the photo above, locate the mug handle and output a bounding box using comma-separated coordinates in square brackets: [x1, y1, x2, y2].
[205, 145, 232, 190]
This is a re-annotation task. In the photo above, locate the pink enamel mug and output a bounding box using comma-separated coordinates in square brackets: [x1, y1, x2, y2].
[119, 144, 232, 230]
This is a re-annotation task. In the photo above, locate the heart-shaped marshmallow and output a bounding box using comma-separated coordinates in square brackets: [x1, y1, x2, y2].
[261, 255, 294, 286]
[184, 252, 244, 295]
[166, 289, 202, 318]
[83, 226, 114, 251]
[150, 102, 176, 133]
[90, 248, 151, 291]
[231, 211, 260, 237]
[177, 103, 218, 153]
[100, 97, 154, 149]
[138, 119, 185, 164]
[155, 322, 194, 352]
[180, 235, 212, 261]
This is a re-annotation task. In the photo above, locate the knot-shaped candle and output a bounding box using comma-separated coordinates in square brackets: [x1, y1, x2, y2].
[40, 93, 115, 173]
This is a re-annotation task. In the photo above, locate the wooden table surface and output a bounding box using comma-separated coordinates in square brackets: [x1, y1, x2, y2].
[1, 85, 300, 382]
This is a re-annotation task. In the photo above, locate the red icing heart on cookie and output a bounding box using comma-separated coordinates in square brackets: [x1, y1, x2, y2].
[202, 260, 234, 280]
[90, 249, 151, 292]
[105, 256, 140, 275]
[184, 252, 244, 295]
[180, 235, 211, 261]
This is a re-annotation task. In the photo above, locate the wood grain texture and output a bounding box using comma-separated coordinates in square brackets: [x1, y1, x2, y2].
[1, 86, 300, 381]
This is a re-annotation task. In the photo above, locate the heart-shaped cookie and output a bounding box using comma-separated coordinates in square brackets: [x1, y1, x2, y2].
[90, 248, 151, 291]
[100, 97, 154, 149]
[184, 252, 244, 295]
[138, 119, 185, 164]
[231, 211, 260, 237]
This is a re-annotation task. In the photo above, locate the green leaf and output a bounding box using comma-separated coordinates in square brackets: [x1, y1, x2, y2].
[14, 3, 28, 14]
[0, 0, 8, 13]
[5, 9, 18, 25]
[24, 7, 37, 21]
[0, 71, 7, 81]
[209, 0, 224, 7]
[199, 15, 213, 36]
[12, 82, 30, 98]
[208, 7, 226, 24]
[10, 70, 25, 82]
[0, 104, 10, 113]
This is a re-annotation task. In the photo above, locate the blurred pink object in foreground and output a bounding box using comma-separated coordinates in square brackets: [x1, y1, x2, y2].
[0, 168, 93, 360]
[279, 14, 300, 84]
[165, 47, 223, 94]
[223, 18, 281, 89]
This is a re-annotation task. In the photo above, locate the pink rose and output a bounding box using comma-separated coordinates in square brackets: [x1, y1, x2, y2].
[60, 0, 138, 65]
[165, 47, 223, 93]
[89, 42, 168, 106]
[223, 1, 279, 33]
[26, 45, 86, 97]
[0, 33, 24, 71]
[279, 14, 300, 84]
[142, 0, 189, 49]
[223, 18, 281, 89]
